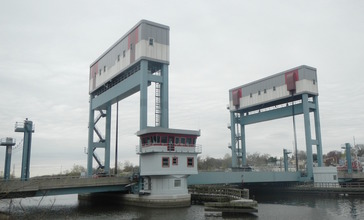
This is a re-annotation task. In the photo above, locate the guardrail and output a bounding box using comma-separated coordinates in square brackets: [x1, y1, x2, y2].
[136, 144, 202, 154]
[189, 185, 249, 200]
[0, 176, 131, 199]
[294, 181, 364, 188]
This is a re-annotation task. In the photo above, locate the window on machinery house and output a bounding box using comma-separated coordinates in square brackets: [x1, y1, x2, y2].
[149, 38, 154, 46]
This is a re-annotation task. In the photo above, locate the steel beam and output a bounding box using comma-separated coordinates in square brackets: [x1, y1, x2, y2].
[240, 103, 304, 126]
[230, 112, 237, 167]
[302, 94, 313, 179]
[313, 96, 323, 166]
[161, 64, 169, 128]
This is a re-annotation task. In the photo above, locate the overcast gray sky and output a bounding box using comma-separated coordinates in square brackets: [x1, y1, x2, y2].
[1, 0, 363, 177]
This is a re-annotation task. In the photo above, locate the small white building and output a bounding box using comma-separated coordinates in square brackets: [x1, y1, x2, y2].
[123, 127, 201, 207]
[313, 167, 339, 187]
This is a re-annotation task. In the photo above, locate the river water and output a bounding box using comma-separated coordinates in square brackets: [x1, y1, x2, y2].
[1, 192, 363, 219]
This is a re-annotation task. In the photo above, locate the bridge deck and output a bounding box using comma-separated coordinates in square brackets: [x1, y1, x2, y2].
[187, 171, 302, 185]
[0, 176, 131, 199]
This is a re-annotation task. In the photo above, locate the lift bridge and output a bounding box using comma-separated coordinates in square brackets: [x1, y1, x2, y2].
[0, 21, 331, 200]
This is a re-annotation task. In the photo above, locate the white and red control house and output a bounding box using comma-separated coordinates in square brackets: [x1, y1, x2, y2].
[136, 127, 201, 201]
[229, 65, 318, 111]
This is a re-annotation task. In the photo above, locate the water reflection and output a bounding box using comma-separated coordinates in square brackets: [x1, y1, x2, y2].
[0, 193, 363, 219]
[253, 192, 364, 219]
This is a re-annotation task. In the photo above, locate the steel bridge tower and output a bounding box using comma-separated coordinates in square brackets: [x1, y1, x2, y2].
[87, 20, 170, 176]
[228, 66, 323, 180]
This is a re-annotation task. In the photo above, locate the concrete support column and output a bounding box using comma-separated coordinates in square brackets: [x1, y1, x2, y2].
[140, 60, 148, 129]
[241, 123, 247, 166]
[4, 146, 12, 180]
[87, 97, 95, 176]
[104, 105, 112, 174]
[161, 64, 169, 128]
[302, 94, 313, 179]
[313, 96, 323, 166]
[230, 112, 237, 168]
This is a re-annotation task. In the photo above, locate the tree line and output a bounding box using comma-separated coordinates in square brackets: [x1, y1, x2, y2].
[198, 144, 364, 171]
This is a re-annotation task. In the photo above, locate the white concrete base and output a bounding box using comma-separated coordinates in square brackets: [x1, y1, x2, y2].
[120, 193, 191, 208]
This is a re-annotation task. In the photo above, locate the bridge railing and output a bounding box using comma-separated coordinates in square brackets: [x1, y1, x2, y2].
[0, 176, 130, 195]
[189, 185, 249, 200]
[294, 181, 364, 188]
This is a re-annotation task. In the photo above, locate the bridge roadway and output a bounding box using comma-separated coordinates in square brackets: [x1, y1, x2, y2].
[187, 171, 302, 185]
[0, 176, 131, 199]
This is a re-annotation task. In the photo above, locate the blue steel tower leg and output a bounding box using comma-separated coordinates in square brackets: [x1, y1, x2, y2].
[313, 96, 323, 167]
[4, 146, 12, 180]
[302, 94, 313, 179]
[87, 97, 94, 176]
[161, 64, 169, 128]
[21, 120, 33, 181]
[140, 60, 148, 130]
[241, 123, 247, 166]
[104, 105, 112, 174]
[283, 149, 289, 172]
[230, 112, 237, 168]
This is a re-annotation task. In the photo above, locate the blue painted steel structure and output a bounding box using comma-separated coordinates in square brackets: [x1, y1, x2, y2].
[87, 20, 170, 176]
[0, 137, 16, 180]
[228, 66, 324, 180]
[14, 119, 34, 181]
[283, 149, 291, 172]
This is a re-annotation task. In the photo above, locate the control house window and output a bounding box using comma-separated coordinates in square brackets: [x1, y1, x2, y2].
[172, 157, 178, 165]
[174, 179, 181, 187]
[162, 157, 169, 167]
[123, 50, 126, 57]
[187, 157, 194, 167]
